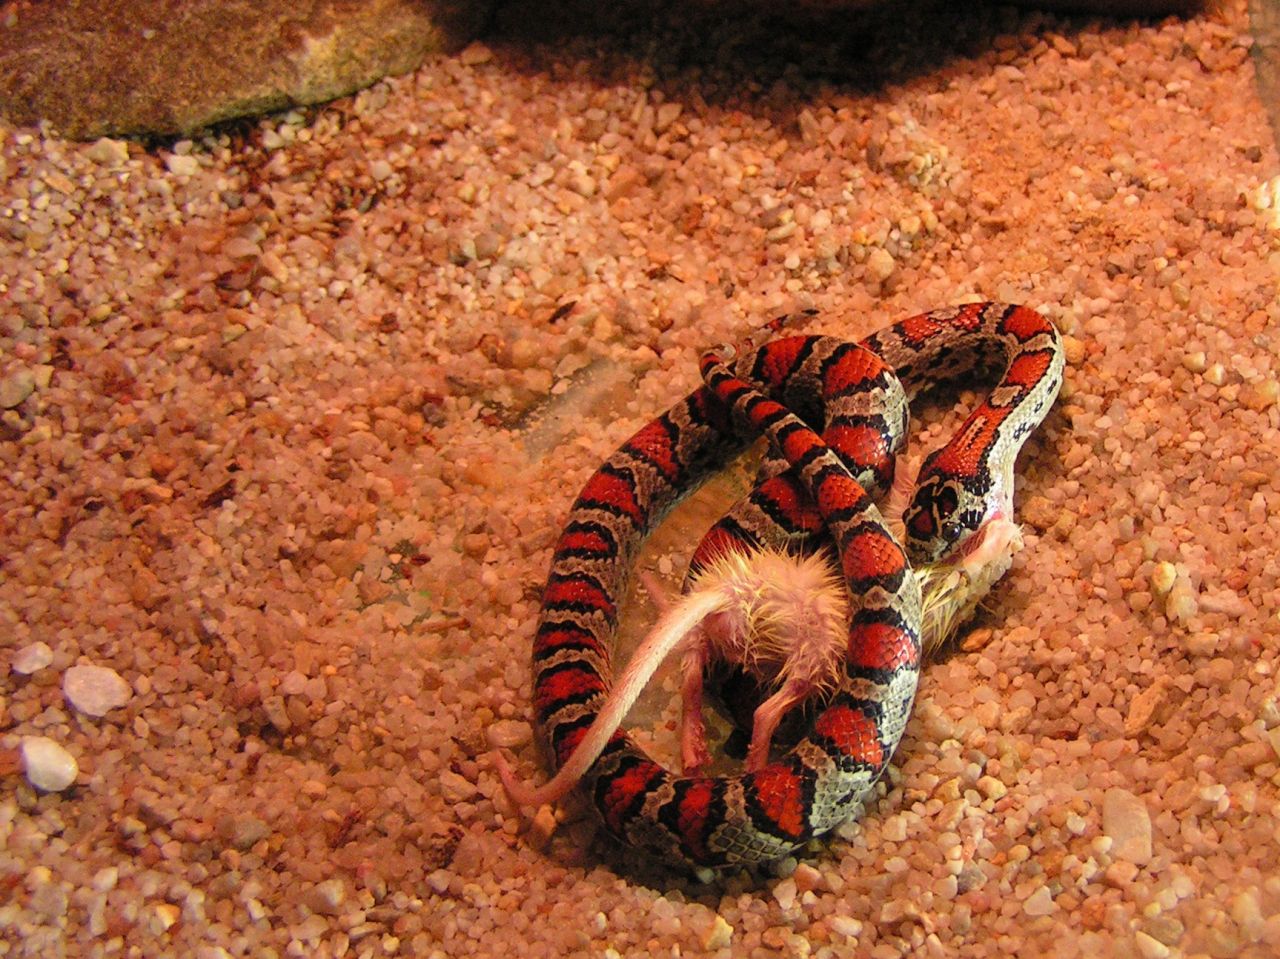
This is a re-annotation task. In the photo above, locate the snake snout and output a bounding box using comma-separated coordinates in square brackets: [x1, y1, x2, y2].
[903, 475, 995, 568]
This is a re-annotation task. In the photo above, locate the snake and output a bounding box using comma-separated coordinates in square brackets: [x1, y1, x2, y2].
[520, 302, 1064, 869]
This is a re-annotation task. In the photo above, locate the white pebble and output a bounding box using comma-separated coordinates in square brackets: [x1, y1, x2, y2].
[303, 878, 346, 915]
[772, 877, 797, 909]
[92, 867, 119, 892]
[1023, 885, 1056, 916]
[1150, 561, 1176, 595]
[21, 736, 78, 792]
[486, 720, 532, 749]
[1102, 787, 1152, 865]
[13, 641, 53, 675]
[1134, 931, 1171, 959]
[882, 815, 909, 842]
[829, 915, 863, 939]
[166, 154, 201, 177]
[1165, 581, 1198, 624]
[867, 247, 896, 282]
[1181, 351, 1207, 373]
[701, 914, 733, 950]
[86, 137, 130, 166]
[64, 664, 132, 717]
[439, 769, 477, 803]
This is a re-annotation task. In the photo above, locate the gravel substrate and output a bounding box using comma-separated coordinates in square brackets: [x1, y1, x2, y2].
[3, 2, 1279, 957]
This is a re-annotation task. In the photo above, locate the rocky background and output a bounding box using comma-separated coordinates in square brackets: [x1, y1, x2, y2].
[0, 0, 1206, 139]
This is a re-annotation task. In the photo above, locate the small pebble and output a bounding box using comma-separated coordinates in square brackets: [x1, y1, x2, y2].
[86, 137, 130, 166]
[1165, 580, 1198, 624]
[1103, 788, 1153, 865]
[866, 247, 896, 282]
[21, 736, 78, 792]
[487, 720, 532, 749]
[439, 769, 477, 803]
[12, 641, 53, 675]
[977, 776, 1007, 801]
[1061, 335, 1086, 365]
[702, 915, 733, 950]
[1023, 885, 1056, 916]
[528, 805, 557, 850]
[290, 911, 330, 937]
[1150, 562, 1177, 595]
[791, 863, 824, 893]
[772, 877, 797, 909]
[165, 154, 200, 177]
[1240, 379, 1279, 411]
[1134, 931, 1171, 959]
[222, 237, 260, 259]
[92, 867, 119, 892]
[655, 102, 684, 133]
[1124, 679, 1167, 735]
[0, 369, 35, 408]
[64, 664, 132, 717]
[882, 815, 909, 842]
[151, 902, 180, 932]
[830, 915, 863, 939]
[303, 879, 346, 915]
[219, 814, 270, 850]
[29, 878, 68, 920]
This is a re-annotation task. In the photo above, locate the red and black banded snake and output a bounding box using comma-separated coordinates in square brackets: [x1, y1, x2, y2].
[496, 301, 1064, 869]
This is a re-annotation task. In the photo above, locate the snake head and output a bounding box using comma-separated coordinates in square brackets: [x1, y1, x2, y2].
[903, 474, 989, 566]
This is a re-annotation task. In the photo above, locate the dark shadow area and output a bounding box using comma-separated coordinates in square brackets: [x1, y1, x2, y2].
[484, 0, 1193, 125]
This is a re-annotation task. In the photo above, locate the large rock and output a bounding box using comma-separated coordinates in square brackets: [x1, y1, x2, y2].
[0, 0, 490, 139]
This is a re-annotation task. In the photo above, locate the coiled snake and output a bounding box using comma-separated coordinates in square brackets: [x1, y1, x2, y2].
[502, 302, 1063, 869]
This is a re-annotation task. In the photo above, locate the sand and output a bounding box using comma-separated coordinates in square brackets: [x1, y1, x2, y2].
[2, 1, 1278, 956]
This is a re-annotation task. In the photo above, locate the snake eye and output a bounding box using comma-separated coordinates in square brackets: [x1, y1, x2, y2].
[946, 507, 986, 543]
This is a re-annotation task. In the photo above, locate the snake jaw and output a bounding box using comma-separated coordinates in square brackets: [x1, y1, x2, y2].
[916, 516, 1024, 658]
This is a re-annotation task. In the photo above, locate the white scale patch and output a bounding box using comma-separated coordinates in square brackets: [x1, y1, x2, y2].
[870, 667, 921, 747]
[951, 413, 994, 452]
[988, 383, 1026, 409]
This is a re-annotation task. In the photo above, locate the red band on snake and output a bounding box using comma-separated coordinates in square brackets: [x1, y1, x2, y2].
[518, 302, 1063, 869]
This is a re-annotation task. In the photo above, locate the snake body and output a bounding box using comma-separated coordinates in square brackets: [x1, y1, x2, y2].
[526, 302, 1063, 868]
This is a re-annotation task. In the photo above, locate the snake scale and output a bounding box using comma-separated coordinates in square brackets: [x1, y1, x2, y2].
[514, 301, 1064, 869]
